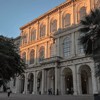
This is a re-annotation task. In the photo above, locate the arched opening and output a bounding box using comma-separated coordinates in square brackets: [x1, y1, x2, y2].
[30, 49, 35, 64]
[48, 69, 55, 95]
[39, 46, 45, 62]
[37, 71, 42, 94]
[50, 19, 57, 33]
[20, 75, 25, 93]
[79, 65, 92, 94]
[22, 52, 26, 64]
[28, 73, 34, 94]
[31, 29, 36, 41]
[62, 68, 73, 94]
[79, 6, 86, 21]
[62, 13, 71, 28]
[40, 24, 46, 38]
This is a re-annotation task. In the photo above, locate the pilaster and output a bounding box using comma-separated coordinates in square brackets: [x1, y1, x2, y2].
[41, 69, 45, 94]
[72, 65, 77, 95]
[23, 73, 28, 94]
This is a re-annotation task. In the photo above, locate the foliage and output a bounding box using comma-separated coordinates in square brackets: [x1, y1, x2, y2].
[79, 8, 100, 76]
[0, 35, 25, 86]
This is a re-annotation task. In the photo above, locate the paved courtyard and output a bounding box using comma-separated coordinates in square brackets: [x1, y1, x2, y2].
[0, 93, 94, 100]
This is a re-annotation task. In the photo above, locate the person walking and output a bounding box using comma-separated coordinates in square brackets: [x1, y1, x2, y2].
[7, 87, 11, 97]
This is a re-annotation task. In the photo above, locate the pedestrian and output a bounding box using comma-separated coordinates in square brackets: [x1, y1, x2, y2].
[66, 88, 69, 94]
[48, 89, 50, 95]
[7, 87, 11, 97]
[50, 88, 52, 95]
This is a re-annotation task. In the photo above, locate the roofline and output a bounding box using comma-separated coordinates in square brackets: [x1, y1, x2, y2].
[14, 36, 21, 40]
[20, 0, 73, 30]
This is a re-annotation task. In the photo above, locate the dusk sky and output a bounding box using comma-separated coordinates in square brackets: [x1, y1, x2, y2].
[0, 0, 65, 38]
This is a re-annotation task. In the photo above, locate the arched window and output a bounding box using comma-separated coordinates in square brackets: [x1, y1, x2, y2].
[40, 24, 46, 38]
[30, 49, 35, 64]
[63, 14, 71, 28]
[95, 0, 100, 8]
[50, 19, 57, 33]
[39, 47, 45, 61]
[22, 34, 27, 44]
[79, 7, 86, 21]
[63, 35, 71, 57]
[22, 52, 26, 63]
[50, 44, 54, 57]
[31, 29, 36, 41]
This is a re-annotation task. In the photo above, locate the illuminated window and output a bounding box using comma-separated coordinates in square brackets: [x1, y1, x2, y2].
[39, 47, 45, 61]
[63, 14, 71, 28]
[40, 24, 46, 38]
[30, 49, 35, 64]
[50, 19, 57, 33]
[63, 35, 71, 57]
[31, 29, 36, 41]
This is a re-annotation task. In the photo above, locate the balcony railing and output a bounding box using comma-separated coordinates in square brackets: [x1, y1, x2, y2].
[39, 56, 63, 64]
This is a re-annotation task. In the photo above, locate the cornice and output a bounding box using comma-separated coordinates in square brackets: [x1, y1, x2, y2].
[20, 0, 78, 30]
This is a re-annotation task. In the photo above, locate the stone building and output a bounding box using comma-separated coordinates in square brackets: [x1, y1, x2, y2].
[10, 0, 100, 95]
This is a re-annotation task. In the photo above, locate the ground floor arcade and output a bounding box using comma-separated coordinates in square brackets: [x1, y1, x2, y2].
[10, 60, 98, 95]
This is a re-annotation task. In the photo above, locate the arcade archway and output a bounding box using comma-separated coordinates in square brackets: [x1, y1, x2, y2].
[19, 74, 25, 93]
[79, 65, 92, 94]
[48, 69, 55, 94]
[62, 68, 73, 94]
[28, 73, 34, 94]
[37, 71, 42, 94]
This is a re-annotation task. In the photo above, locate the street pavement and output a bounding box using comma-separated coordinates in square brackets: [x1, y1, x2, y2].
[0, 93, 94, 100]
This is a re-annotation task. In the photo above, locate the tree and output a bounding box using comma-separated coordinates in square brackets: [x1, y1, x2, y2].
[0, 35, 25, 87]
[79, 8, 100, 76]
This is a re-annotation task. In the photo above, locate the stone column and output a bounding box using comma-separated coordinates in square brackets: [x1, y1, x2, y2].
[91, 63, 98, 94]
[41, 69, 45, 94]
[61, 74, 64, 95]
[45, 42, 48, 58]
[37, 21, 39, 40]
[35, 45, 38, 64]
[56, 38, 60, 56]
[23, 73, 28, 94]
[77, 72, 81, 95]
[15, 77, 20, 93]
[55, 67, 58, 95]
[28, 27, 31, 43]
[44, 70, 47, 94]
[32, 71, 36, 94]
[26, 49, 29, 66]
[58, 9, 61, 29]
[71, 33, 75, 57]
[46, 16, 49, 36]
[72, 66, 77, 95]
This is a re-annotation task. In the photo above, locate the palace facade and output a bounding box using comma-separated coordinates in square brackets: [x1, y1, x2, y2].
[10, 0, 100, 95]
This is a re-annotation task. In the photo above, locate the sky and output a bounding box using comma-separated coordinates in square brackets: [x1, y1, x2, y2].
[0, 0, 66, 38]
